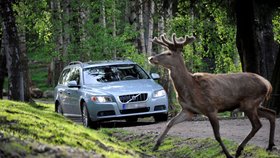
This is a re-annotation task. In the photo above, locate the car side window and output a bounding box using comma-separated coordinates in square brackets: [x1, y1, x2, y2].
[58, 68, 71, 85]
[58, 67, 80, 85]
[68, 67, 80, 85]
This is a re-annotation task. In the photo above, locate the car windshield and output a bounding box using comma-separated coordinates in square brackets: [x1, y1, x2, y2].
[83, 64, 150, 84]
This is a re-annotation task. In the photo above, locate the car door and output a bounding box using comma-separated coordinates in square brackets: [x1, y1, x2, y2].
[66, 67, 82, 115]
[57, 68, 72, 115]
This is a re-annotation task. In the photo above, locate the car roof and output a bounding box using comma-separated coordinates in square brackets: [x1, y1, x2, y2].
[65, 60, 136, 69]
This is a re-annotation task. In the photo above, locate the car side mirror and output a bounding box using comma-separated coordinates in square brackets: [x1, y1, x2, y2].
[151, 73, 160, 80]
[67, 80, 79, 88]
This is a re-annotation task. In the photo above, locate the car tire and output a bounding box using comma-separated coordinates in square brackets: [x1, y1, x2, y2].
[125, 117, 138, 123]
[154, 113, 168, 122]
[56, 102, 63, 115]
[81, 102, 98, 128]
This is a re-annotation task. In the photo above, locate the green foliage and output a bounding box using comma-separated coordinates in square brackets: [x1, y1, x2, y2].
[273, 8, 280, 43]
[13, 0, 54, 62]
[12, 0, 139, 63]
[168, 0, 242, 73]
[62, 0, 139, 62]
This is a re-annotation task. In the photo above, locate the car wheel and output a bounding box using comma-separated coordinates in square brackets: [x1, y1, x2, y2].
[154, 113, 168, 122]
[56, 103, 63, 115]
[81, 102, 91, 127]
[125, 117, 138, 123]
[81, 102, 98, 128]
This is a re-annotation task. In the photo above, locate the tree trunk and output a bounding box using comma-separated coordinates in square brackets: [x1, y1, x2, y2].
[18, 30, 32, 102]
[270, 46, 280, 114]
[101, 0, 106, 28]
[53, 59, 64, 86]
[112, 0, 117, 59]
[126, 0, 138, 49]
[62, 0, 70, 63]
[50, 0, 64, 86]
[0, 0, 24, 101]
[79, 3, 89, 61]
[138, 0, 146, 54]
[235, 0, 278, 80]
[0, 37, 6, 99]
[146, 0, 154, 57]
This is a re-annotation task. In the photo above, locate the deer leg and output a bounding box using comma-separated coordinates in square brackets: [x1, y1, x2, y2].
[153, 110, 193, 151]
[207, 112, 233, 158]
[257, 106, 276, 150]
[236, 108, 262, 157]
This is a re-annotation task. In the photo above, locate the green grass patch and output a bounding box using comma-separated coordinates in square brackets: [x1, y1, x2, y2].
[0, 100, 140, 158]
[29, 63, 51, 91]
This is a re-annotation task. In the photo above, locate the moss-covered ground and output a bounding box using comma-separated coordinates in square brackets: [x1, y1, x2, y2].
[0, 100, 279, 158]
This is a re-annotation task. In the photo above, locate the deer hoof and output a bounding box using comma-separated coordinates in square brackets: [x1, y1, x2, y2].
[267, 144, 277, 151]
[152, 143, 159, 151]
[235, 146, 244, 158]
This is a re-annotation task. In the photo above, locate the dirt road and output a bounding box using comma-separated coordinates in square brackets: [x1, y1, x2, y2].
[118, 117, 280, 148]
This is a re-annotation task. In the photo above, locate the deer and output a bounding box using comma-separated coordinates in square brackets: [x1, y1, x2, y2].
[148, 33, 276, 158]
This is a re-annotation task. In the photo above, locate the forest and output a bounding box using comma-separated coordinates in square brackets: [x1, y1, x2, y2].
[0, 0, 280, 113]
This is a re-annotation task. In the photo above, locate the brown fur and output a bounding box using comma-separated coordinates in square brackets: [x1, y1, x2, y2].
[150, 33, 276, 158]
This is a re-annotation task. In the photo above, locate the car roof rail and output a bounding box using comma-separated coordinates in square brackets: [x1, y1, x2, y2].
[68, 61, 83, 66]
[114, 57, 133, 61]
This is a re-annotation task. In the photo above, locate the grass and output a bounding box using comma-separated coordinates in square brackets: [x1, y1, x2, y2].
[0, 100, 140, 158]
[29, 62, 51, 91]
[0, 99, 279, 158]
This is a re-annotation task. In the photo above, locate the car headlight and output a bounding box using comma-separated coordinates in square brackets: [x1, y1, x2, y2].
[91, 96, 112, 103]
[153, 89, 166, 98]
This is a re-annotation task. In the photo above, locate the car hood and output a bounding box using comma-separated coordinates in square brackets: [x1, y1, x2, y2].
[84, 79, 163, 95]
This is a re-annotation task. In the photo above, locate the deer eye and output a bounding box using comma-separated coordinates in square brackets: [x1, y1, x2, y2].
[167, 53, 172, 56]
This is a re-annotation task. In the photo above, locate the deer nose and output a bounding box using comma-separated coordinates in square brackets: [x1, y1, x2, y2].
[148, 56, 154, 62]
[148, 56, 155, 63]
[148, 56, 158, 64]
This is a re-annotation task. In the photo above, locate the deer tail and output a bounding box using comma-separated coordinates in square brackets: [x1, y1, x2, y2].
[255, 74, 273, 101]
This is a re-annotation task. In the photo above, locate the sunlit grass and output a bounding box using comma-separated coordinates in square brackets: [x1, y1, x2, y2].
[0, 100, 139, 158]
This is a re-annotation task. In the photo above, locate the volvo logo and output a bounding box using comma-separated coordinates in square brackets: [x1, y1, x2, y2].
[126, 93, 141, 104]
[131, 95, 138, 101]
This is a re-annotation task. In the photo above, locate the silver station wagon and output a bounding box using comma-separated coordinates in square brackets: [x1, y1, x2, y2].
[54, 60, 168, 127]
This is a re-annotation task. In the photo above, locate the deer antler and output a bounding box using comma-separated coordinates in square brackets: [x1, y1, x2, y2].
[174, 34, 196, 45]
[152, 33, 169, 48]
[153, 33, 196, 50]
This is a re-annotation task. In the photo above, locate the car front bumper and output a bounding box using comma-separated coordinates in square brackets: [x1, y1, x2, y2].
[87, 96, 168, 122]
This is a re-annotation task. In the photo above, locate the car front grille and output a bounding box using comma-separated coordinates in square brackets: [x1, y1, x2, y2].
[119, 93, 148, 103]
[120, 107, 150, 114]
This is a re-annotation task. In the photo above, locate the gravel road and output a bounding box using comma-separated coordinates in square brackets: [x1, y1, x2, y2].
[118, 117, 280, 149]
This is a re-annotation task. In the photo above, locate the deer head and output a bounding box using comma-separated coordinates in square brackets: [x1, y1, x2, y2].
[149, 33, 196, 68]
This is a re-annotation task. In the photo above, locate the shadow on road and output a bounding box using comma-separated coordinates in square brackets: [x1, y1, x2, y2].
[66, 116, 157, 129]
[98, 120, 155, 128]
